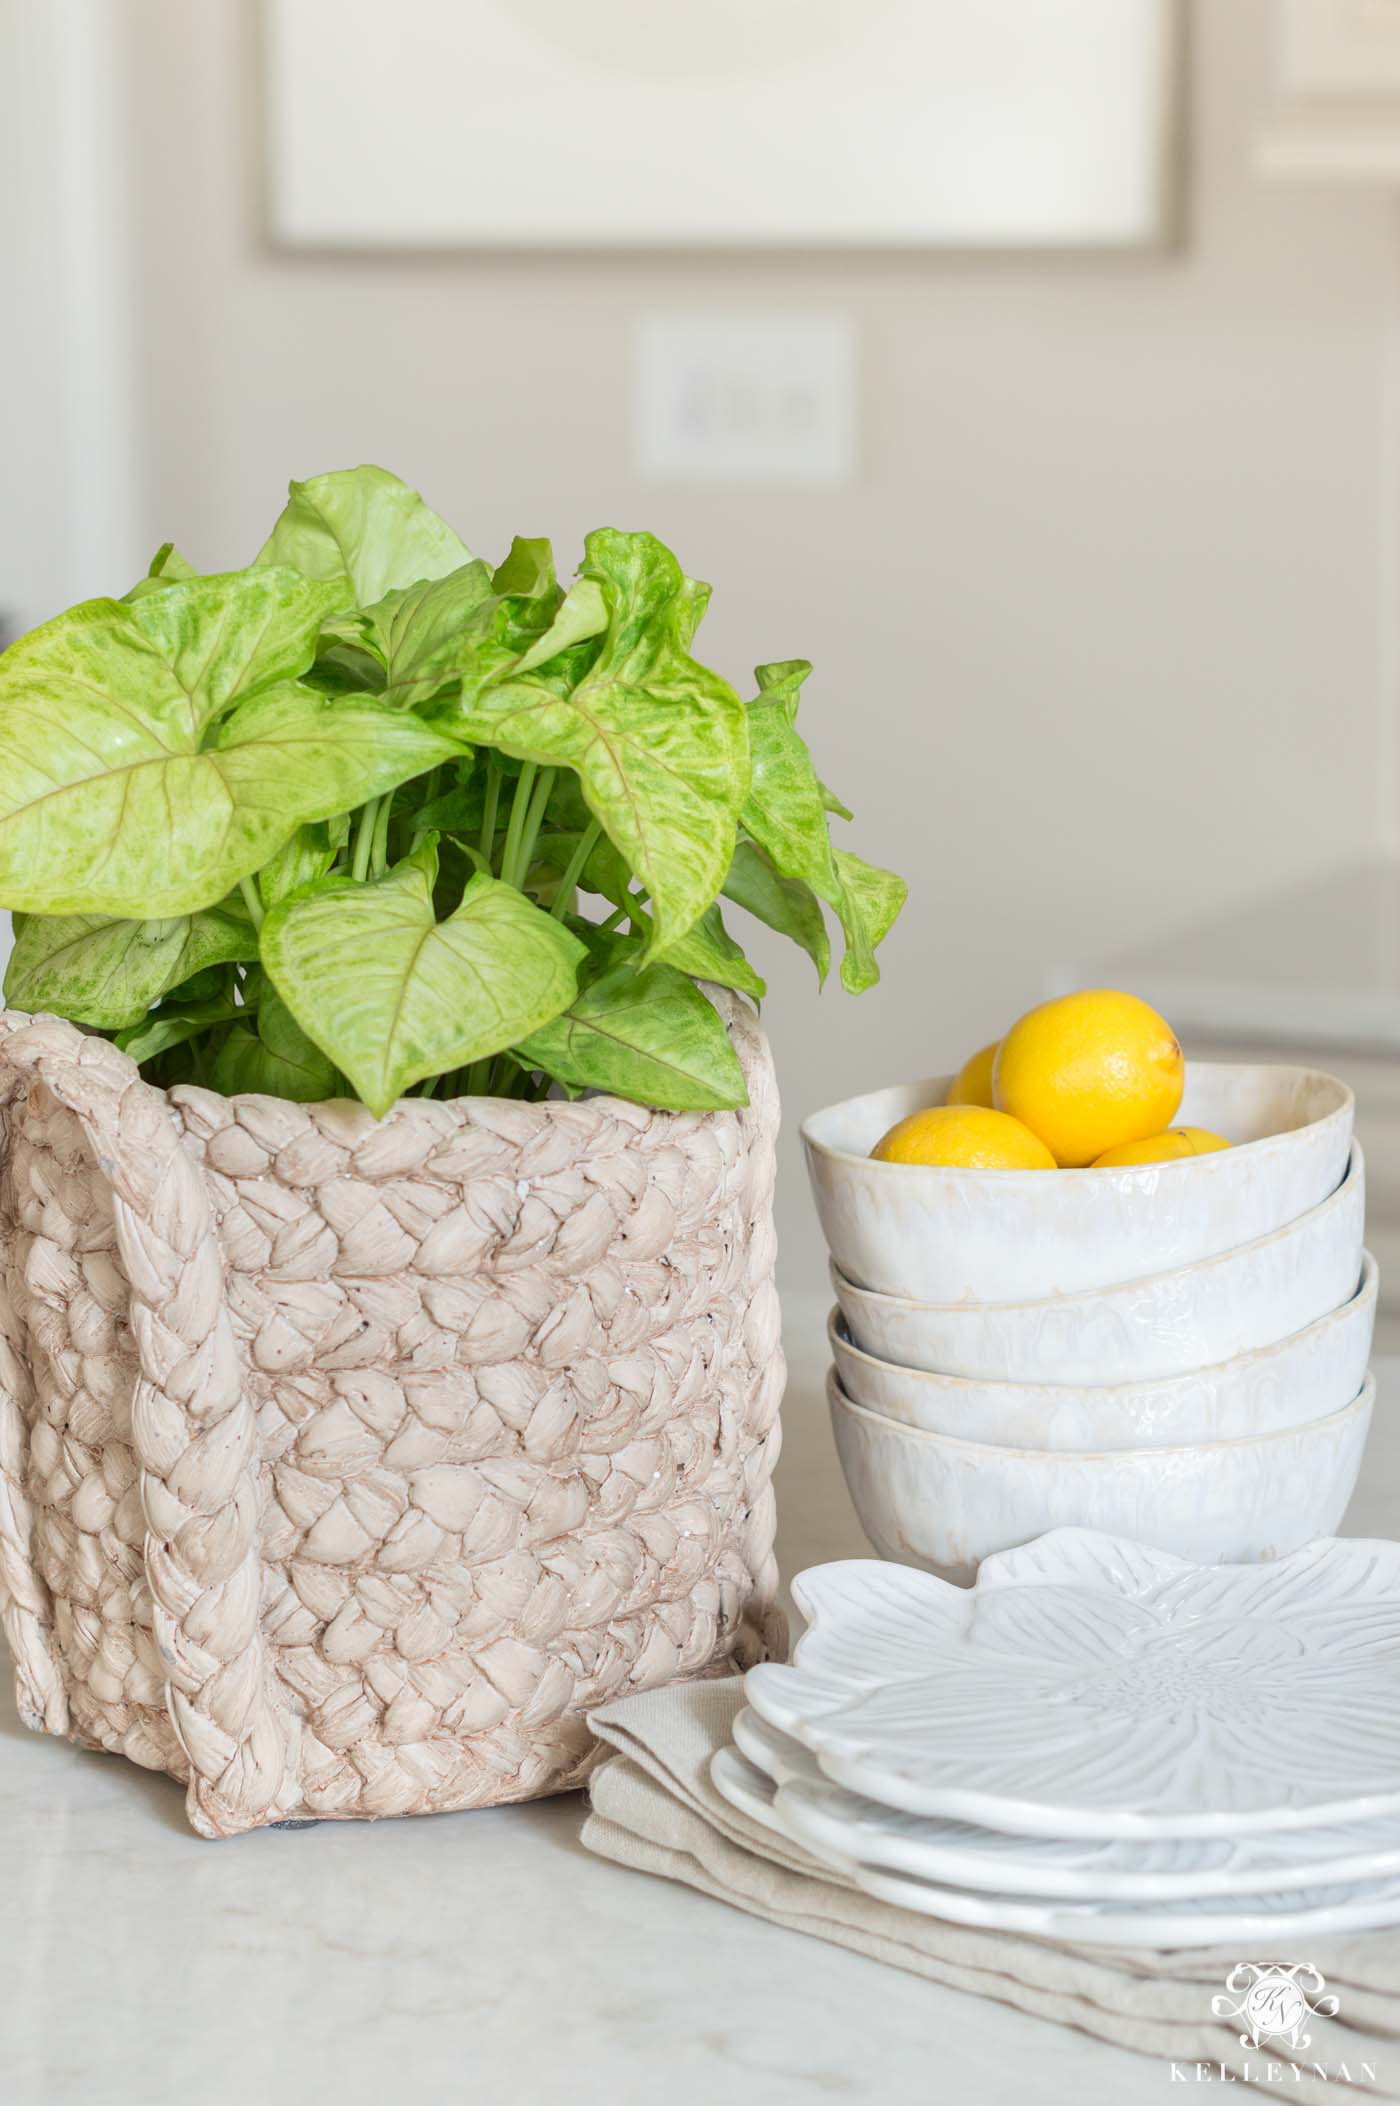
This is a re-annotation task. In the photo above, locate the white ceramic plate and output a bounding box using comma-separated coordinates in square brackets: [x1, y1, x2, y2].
[829, 1142, 1365, 1386]
[711, 1744, 803, 1841]
[746, 1532, 1400, 1839]
[828, 1255, 1376, 1451]
[840, 1859, 1400, 1949]
[730, 1709, 1400, 1901]
[803, 1062, 1354, 1304]
[828, 1369, 1374, 1584]
[710, 1736, 1400, 1946]
[733, 1704, 823, 1786]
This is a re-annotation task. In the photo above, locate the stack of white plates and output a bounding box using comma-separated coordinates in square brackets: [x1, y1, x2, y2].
[802, 1063, 1375, 1581]
[712, 1534, 1400, 1947]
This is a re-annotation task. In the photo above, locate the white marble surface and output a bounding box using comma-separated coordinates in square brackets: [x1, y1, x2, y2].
[2, 1293, 1397, 2106]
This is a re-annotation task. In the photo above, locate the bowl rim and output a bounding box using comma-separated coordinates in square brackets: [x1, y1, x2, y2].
[827, 1249, 1377, 1406]
[825, 1363, 1375, 1464]
[827, 1141, 1365, 1321]
[802, 1060, 1355, 1182]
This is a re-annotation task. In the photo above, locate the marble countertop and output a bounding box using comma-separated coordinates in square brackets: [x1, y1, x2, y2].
[3, 1292, 1397, 2106]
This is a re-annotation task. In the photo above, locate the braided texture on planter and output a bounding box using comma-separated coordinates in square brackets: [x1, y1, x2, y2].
[0, 994, 784, 1836]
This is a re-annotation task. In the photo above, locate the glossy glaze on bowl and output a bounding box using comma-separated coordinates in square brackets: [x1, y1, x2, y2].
[804, 1063, 1354, 1304]
[827, 1369, 1374, 1587]
[828, 1252, 1376, 1451]
[831, 1144, 1365, 1385]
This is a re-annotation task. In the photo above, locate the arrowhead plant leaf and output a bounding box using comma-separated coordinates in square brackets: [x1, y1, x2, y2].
[444, 530, 748, 957]
[742, 693, 842, 904]
[124, 541, 201, 601]
[832, 848, 908, 993]
[256, 821, 343, 912]
[511, 576, 607, 674]
[619, 898, 767, 1000]
[210, 984, 341, 1102]
[722, 838, 831, 985]
[115, 995, 242, 1067]
[652, 903, 767, 1001]
[255, 464, 473, 605]
[260, 840, 585, 1116]
[0, 465, 904, 1115]
[348, 561, 497, 710]
[516, 929, 747, 1111]
[0, 586, 461, 916]
[4, 900, 257, 1029]
[738, 663, 902, 991]
[116, 567, 347, 737]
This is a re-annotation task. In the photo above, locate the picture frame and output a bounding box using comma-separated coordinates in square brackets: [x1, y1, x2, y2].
[1259, 0, 1400, 180]
[262, 0, 1182, 252]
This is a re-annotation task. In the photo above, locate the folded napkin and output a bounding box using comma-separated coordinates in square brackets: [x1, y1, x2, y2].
[583, 1679, 1400, 2103]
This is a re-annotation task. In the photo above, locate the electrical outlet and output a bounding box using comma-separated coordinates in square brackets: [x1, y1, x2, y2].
[634, 313, 855, 487]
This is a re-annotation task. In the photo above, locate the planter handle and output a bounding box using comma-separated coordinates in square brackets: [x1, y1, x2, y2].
[0, 1013, 291, 1836]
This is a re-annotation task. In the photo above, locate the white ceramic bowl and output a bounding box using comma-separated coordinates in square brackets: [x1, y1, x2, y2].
[828, 1251, 1376, 1451]
[828, 1368, 1375, 1587]
[831, 1144, 1366, 1386]
[803, 1062, 1354, 1304]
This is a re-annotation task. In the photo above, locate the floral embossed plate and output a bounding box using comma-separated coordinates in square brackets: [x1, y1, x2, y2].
[709, 1740, 1400, 1946]
[725, 1708, 1400, 1901]
[842, 1858, 1400, 1948]
[745, 1531, 1400, 1840]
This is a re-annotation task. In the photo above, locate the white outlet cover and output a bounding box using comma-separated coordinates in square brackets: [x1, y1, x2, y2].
[634, 313, 855, 487]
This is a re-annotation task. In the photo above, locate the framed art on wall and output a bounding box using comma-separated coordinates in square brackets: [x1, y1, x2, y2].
[1259, 0, 1400, 179]
[262, 0, 1182, 251]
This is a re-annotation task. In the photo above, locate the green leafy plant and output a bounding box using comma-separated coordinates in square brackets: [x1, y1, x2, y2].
[1, 466, 905, 1115]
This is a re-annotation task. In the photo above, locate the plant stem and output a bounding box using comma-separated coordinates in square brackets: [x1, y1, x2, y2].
[485, 1055, 517, 1098]
[513, 767, 556, 891]
[370, 793, 393, 877]
[500, 762, 537, 889]
[597, 905, 628, 934]
[479, 756, 502, 866]
[238, 875, 265, 930]
[351, 801, 378, 883]
[465, 1056, 492, 1095]
[549, 817, 602, 919]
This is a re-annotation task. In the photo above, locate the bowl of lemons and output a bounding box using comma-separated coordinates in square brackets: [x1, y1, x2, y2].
[802, 991, 1354, 1305]
[804, 989, 1371, 1579]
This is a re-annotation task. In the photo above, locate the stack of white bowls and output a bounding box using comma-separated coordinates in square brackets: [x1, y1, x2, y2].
[802, 1063, 1375, 1584]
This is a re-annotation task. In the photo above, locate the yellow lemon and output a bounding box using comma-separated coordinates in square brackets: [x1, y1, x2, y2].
[946, 1040, 999, 1108]
[871, 1104, 1055, 1170]
[993, 990, 1184, 1168]
[1091, 1127, 1230, 1169]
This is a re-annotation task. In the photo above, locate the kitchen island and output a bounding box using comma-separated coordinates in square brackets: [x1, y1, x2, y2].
[3, 1292, 1395, 2106]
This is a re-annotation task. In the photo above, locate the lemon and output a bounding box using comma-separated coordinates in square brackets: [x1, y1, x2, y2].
[946, 1040, 999, 1108]
[871, 1104, 1056, 1170]
[1091, 1127, 1230, 1169]
[993, 990, 1184, 1168]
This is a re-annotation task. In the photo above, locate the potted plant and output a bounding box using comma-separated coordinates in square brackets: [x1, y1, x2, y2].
[0, 466, 903, 1835]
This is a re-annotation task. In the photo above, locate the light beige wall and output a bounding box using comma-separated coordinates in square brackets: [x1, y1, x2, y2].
[117, 0, 1400, 1287]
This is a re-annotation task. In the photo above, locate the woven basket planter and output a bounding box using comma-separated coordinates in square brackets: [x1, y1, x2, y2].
[0, 992, 784, 1837]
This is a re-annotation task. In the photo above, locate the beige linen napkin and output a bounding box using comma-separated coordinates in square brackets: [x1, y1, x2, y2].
[583, 1679, 1400, 2102]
